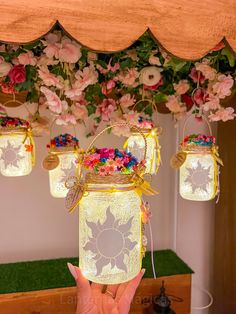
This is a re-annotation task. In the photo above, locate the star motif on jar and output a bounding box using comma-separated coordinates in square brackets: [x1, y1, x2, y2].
[0, 141, 24, 169]
[185, 161, 212, 193]
[84, 207, 137, 275]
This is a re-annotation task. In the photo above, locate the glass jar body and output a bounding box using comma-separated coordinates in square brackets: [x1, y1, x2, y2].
[79, 183, 142, 284]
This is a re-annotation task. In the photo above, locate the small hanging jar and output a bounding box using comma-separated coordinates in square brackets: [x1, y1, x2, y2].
[43, 133, 81, 198]
[65, 123, 157, 284]
[125, 116, 161, 175]
[0, 116, 35, 177]
[124, 99, 162, 176]
[171, 116, 223, 201]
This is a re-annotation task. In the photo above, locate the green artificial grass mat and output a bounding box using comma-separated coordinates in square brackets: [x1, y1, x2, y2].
[0, 250, 193, 295]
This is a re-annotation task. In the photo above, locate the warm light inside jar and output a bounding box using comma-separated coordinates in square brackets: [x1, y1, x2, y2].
[79, 186, 142, 284]
[179, 153, 216, 201]
[0, 133, 33, 177]
[49, 151, 78, 198]
[126, 130, 160, 175]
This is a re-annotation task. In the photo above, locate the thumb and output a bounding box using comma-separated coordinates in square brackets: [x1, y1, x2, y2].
[118, 269, 145, 313]
[67, 263, 91, 298]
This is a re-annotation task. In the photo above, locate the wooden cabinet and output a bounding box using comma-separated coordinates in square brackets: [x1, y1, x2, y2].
[0, 274, 191, 314]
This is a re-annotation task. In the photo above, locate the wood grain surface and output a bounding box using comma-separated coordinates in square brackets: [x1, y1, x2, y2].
[0, 0, 235, 59]
[0, 274, 191, 314]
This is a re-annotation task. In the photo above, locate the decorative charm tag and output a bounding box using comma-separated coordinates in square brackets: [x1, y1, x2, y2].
[42, 154, 60, 170]
[170, 152, 187, 169]
[65, 184, 84, 212]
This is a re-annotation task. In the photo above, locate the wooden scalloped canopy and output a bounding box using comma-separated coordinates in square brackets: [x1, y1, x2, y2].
[0, 0, 236, 60]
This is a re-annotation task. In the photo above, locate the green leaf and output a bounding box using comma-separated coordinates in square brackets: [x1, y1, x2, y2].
[153, 93, 168, 103]
[165, 58, 187, 72]
[23, 41, 40, 50]
[85, 84, 102, 102]
[221, 48, 235, 67]
[120, 58, 134, 70]
[86, 104, 96, 116]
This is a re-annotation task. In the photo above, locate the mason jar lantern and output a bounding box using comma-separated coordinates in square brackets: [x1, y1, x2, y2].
[43, 133, 80, 198]
[65, 123, 157, 284]
[0, 116, 35, 177]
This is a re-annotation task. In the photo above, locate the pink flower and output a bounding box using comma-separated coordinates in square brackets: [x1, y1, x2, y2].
[209, 107, 236, 122]
[74, 65, 98, 91]
[0, 82, 16, 93]
[96, 98, 116, 122]
[71, 102, 88, 120]
[37, 55, 59, 67]
[118, 68, 139, 87]
[0, 57, 12, 77]
[64, 87, 82, 99]
[99, 148, 115, 159]
[87, 52, 97, 63]
[149, 54, 161, 66]
[38, 66, 63, 88]
[166, 95, 185, 113]
[8, 64, 26, 84]
[195, 62, 217, 81]
[174, 80, 190, 95]
[101, 79, 116, 95]
[202, 94, 221, 111]
[98, 165, 110, 176]
[40, 86, 65, 114]
[124, 110, 140, 125]
[96, 59, 120, 74]
[56, 113, 77, 125]
[119, 94, 135, 108]
[189, 67, 205, 84]
[18, 51, 37, 66]
[193, 89, 207, 106]
[212, 74, 234, 99]
[58, 39, 81, 63]
[43, 33, 61, 59]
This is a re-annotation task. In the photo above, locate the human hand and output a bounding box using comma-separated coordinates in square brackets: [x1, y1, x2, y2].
[67, 263, 145, 314]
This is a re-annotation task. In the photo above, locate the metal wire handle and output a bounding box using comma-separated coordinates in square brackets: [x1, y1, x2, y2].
[132, 98, 159, 126]
[182, 114, 213, 141]
[2, 93, 33, 117]
[86, 122, 147, 161]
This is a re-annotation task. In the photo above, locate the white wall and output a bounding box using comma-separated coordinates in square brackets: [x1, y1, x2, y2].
[0, 108, 215, 313]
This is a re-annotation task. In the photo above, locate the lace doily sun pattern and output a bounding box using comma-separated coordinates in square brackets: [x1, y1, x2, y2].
[185, 161, 212, 193]
[83, 206, 137, 276]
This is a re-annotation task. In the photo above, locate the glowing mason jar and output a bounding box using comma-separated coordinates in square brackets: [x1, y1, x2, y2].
[49, 147, 79, 198]
[179, 147, 217, 201]
[0, 128, 34, 177]
[79, 173, 142, 284]
[126, 128, 160, 175]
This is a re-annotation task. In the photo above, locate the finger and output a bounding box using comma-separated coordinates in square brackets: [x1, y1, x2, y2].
[106, 284, 119, 298]
[67, 264, 91, 297]
[119, 269, 145, 312]
[115, 282, 129, 302]
[91, 283, 103, 293]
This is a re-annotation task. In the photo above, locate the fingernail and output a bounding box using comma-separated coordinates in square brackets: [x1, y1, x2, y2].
[141, 268, 146, 275]
[67, 263, 78, 280]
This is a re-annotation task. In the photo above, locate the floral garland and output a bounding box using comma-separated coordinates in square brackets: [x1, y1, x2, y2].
[0, 29, 235, 137]
[47, 133, 79, 148]
[83, 148, 140, 175]
[0, 116, 30, 129]
[182, 134, 216, 147]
